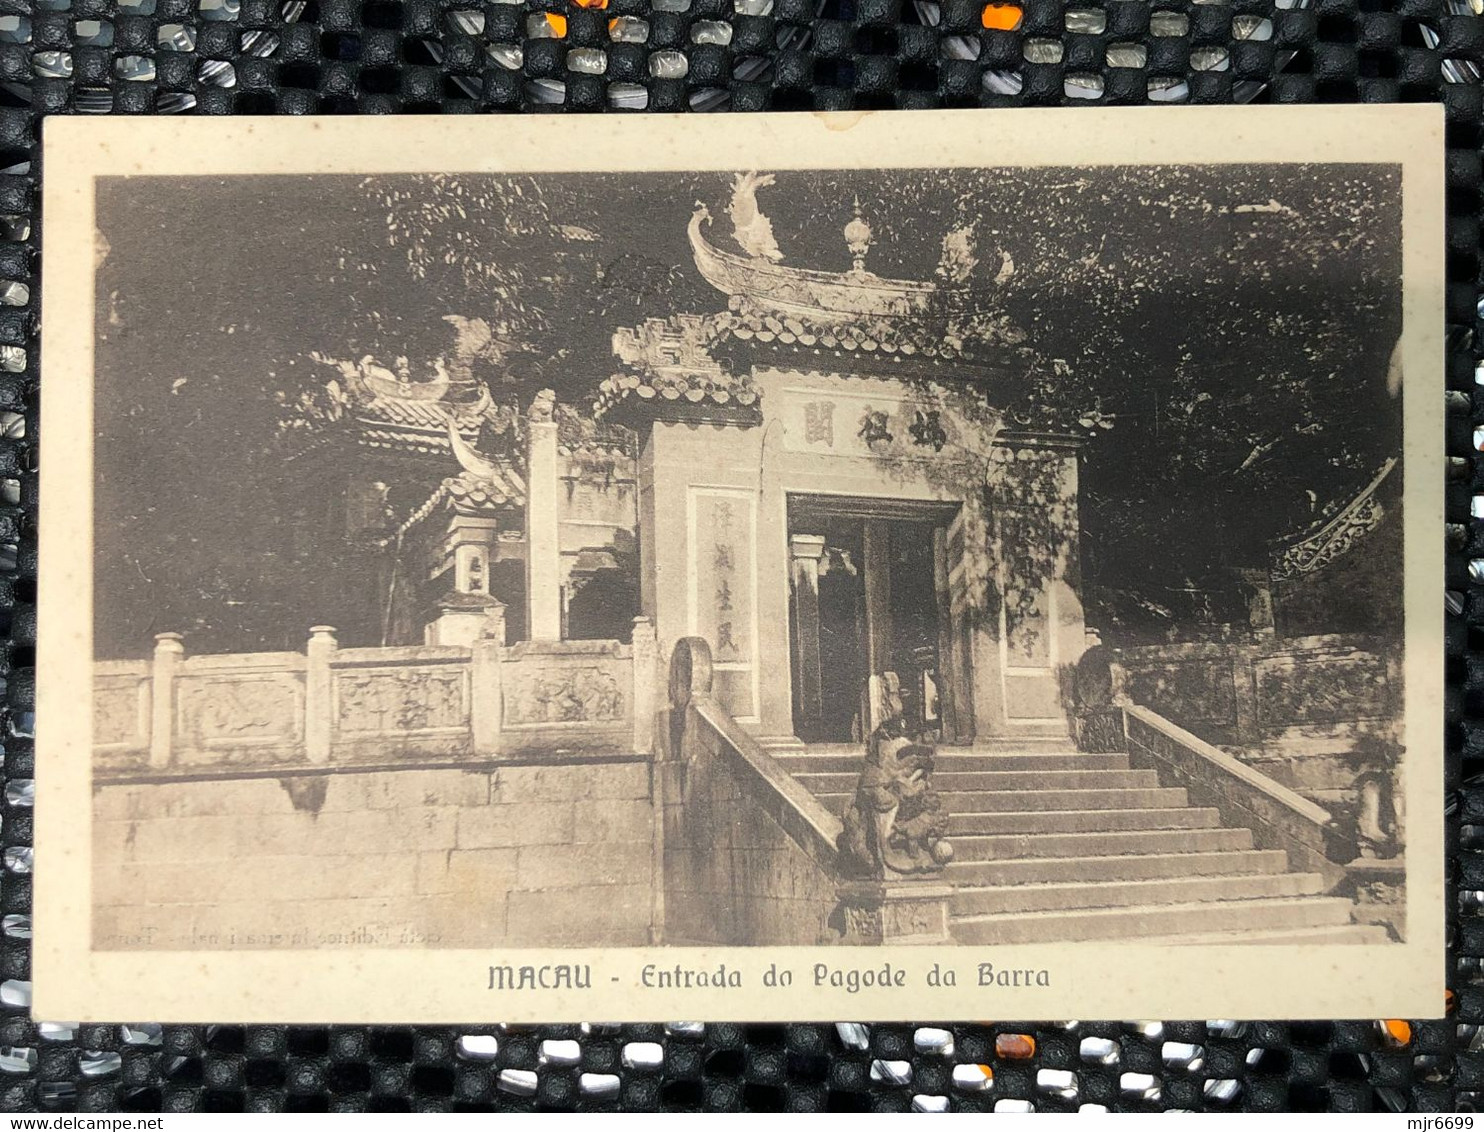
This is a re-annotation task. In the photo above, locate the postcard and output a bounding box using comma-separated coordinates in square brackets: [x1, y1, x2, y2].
[35, 106, 1444, 1022]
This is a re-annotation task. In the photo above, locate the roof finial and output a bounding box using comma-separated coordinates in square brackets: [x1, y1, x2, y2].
[843, 197, 873, 274]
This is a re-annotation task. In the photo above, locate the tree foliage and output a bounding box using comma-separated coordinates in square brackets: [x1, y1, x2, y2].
[92, 165, 1401, 656]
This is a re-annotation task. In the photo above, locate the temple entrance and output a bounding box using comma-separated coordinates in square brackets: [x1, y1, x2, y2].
[787, 496, 963, 744]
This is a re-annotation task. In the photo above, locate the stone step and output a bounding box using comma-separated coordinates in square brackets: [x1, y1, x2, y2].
[811, 786, 1190, 816]
[947, 807, 1223, 836]
[794, 769, 1160, 795]
[950, 870, 1327, 917]
[950, 895, 1356, 946]
[938, 787, 1190, 813]
[948, 826, 1253, 862]
[1132, 923, 1394, 945]
[774, 752, 1131, 774]
[948, 848, 1290, 887]
[796, 739, 1079, 756]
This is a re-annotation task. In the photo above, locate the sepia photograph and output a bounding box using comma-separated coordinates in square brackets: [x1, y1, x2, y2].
[36, 109, 1444, 1023]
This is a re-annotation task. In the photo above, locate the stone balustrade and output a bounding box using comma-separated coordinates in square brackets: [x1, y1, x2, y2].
[1109, 633, 1398, 752]
[1106, 632, 1401, 807]
[93, 614, 660, 780]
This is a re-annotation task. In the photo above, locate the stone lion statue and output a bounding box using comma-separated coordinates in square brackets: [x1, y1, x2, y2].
[837, 673, 954, 878]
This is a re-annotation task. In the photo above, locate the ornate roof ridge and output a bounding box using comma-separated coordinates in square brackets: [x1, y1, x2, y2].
[1270, 458, 1398, 579]
[687, 206, 947, 324]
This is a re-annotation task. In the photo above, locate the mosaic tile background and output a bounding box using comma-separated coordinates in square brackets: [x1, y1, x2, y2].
[0, 0, 1476, 1111]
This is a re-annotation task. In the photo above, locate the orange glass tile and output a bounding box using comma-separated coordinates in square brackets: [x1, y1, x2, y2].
[974, 1064, 994, 1083]
[1379, 1019, 1412, 1047]
[1447, 989, 1457, 1015]
[995, 1033, 1036, 1059]
[573, 0, 608, 9]
[981, 3, 1024, 30]
[544, 12, 568, 36]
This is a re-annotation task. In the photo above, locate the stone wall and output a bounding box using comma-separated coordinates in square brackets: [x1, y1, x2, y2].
[93, 760, 655, 950]
[661, 699, 842, 947]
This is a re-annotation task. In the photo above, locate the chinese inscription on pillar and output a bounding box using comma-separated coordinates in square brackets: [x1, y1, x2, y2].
[693, 491, 755, 716]
[712, 500, 739, 663]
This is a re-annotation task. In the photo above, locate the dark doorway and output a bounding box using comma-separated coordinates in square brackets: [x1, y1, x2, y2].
[813, 517, 867, 743]
[788, 498, 957, 743]
[888, 518, 943, 732]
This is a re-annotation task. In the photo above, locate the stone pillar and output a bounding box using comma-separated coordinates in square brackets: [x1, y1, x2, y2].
[1385, 651, 1405, 849]
[148, 632, 184, 771]
[426, 593, 503, 647]
[1238, 567, 1277, 639]
[305, 625, 337, 765]
[931, 525, 959, 742]
[789, 534, 826, 738]
[470, 603, 505, 757]
[484, 601, 508, 647]
[862, 521, 894, 683]
[982, 433, 1087, 738]
[631, 615, 658, 756]
[1232, 642, 1262, 749]
[525, 393, 562, 641]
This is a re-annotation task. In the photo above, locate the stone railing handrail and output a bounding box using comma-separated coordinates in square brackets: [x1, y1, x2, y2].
[1123, 704, 1332, 827]
[331, 644, 469, 666]
[179, 650, 308, 671]
[669, 636, 843, 870]
[692, 699, 844, 866]
[1122, 703, 1343, 886]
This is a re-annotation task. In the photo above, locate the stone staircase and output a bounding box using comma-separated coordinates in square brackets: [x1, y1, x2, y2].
[772, 740, 1387, 946]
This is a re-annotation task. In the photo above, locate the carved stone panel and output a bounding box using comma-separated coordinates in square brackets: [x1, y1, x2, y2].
[176, 675, 303, 747]
[94, 676, 149, 748]
[335, 666, 470, 734]
[1125, 659, 1238, 729]
[504, 661, 628, 727]
[1255, 651, 1391, 729]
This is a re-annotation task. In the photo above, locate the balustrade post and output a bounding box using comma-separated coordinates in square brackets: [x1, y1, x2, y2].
[148, 632, 184, 770]
[471, 603, 506, 757]
[305, 625, 337, 765]
[631, 616, 658, 756]
[1233, 643, 1262, 749]
[1107, 656, 1130, 706]
[525, 392, 563, 641]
